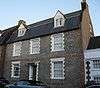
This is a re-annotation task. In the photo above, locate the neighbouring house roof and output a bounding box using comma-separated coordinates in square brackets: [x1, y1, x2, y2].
[87, 36, 100, 50]
[0, 10, 82, 45]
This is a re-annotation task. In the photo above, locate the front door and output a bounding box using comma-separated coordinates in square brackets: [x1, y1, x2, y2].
[28, 63, 37, 81]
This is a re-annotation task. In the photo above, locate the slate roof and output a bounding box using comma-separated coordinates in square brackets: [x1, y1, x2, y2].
[87, 36, 100, 50]
[0, 26, 18, 45]
[0, 10, 82, 45]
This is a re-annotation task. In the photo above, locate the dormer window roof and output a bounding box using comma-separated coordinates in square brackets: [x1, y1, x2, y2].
[54, 10, 65, 28]
[18, 20, 27, 37]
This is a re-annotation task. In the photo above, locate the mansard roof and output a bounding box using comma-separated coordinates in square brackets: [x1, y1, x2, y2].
[0, 10, 82, 45]
[87, 36, 100, 50]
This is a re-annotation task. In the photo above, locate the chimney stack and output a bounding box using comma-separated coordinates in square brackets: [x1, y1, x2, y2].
[18, 20, 26, 26]
[81, 0, 88, 11]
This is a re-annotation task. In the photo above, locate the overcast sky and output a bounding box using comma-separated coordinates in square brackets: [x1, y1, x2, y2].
[0, 0, 99, 36]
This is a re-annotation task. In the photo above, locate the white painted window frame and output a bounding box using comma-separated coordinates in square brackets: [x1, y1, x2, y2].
[35, 61, 40, 81]
[18, 24, 27, 37]
[54, 11, 65, 28]
[30, 38, 40, 54]
[18, 29, 26, 37]
[11, 61, 20, 78]
[50, 58, 65, 79]
[51, 33, 64, 52]
[13, 42, 22, 56]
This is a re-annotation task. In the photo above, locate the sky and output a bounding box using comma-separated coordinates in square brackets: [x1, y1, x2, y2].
[0, 0, 99, 36]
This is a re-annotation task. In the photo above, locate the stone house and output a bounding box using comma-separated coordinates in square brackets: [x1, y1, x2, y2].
[0, 0, 94, 88]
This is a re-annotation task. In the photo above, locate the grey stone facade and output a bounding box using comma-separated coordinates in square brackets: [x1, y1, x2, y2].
[4, 29, 84, 88]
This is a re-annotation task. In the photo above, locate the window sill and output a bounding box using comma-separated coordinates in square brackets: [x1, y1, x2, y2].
[30, 52, 40, 55]
[11, 76, 20, 78]
[54, 25, 64, 28]
[51, 49, 65, 52]
[12, 55, 20, 57]
[51, 77, 65, 80]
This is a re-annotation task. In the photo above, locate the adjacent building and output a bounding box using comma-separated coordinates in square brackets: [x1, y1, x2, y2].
[84, 36, 100, 84]
[0, 0, 94, 88]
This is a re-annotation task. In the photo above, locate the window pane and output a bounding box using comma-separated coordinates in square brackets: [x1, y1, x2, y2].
[56, 19, 59, 26]
[52, 33, 64, 51]
[60, 18, 63, 25]
[30, 38, 40, 54]
[93, 60, 100, 69]
[12, 62, 20, 78]
[13, 42, 21, 56]
[53, 61, 63, 78]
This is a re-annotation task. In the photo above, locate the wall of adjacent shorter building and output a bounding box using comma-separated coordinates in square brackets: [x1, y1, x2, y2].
[4, 29, 84, 88]
[84, 49, 100, 83]
[0, 45, 7, 77]
[0, 46, 2, 77]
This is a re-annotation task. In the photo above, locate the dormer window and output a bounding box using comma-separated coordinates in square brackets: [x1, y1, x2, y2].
[0, 30, 2, 36]
[18, 20, 27, 37]
[54, 10, 65, 28]
[18, 27, 26, 37]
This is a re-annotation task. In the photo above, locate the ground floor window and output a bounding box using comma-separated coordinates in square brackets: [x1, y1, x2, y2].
[94, 76, 100, 83]
[50, 58, 65, 79]
[11, 61, 20, 78]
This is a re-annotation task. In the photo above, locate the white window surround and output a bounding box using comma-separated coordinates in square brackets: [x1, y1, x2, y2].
[51, 33, 64, 52]
[18, 24, 27, 37]
[54, 11, 65, 28]
[50, 58, 65, 79]
[11, 61, 20, 78]
[13, 42, 22, 56]
[35, 61, 40, 81]
[30, 38, 40, 54]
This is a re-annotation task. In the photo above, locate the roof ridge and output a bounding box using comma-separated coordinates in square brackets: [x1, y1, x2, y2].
[28, 10, 81, 28]
[2, 10, 81, 32]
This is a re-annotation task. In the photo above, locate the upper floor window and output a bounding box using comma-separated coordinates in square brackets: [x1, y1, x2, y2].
[93, 60, 100, 69]
[18, 29, 26, 37]
[51, 33, 64, 52]
[18, 24, 27, 37]
[50, 58, 65, 79]
[17, 20, 27, 37]
[11, 61, 20, 78]
[54, 10, 65, 28]
[30, 38, 40, 54]
[13, 42, 22, 56]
